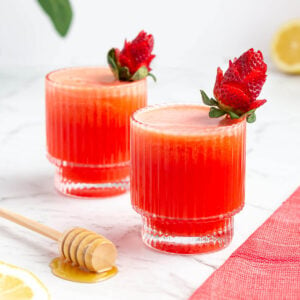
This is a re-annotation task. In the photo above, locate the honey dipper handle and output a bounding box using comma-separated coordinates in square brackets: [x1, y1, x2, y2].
[0, 208, 61, 241]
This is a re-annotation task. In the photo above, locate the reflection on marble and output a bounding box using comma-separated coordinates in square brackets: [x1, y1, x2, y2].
[0, 66, 299, 300]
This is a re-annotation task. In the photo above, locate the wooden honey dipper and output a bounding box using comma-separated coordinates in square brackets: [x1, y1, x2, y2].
[0, 208, 117, 272]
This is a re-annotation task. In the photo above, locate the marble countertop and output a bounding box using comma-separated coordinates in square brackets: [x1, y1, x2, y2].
[0, 66, 299, 300]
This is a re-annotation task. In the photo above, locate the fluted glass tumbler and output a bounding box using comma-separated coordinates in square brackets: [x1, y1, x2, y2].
[46, 67, 147, 197]
[130, 104, 246, 254]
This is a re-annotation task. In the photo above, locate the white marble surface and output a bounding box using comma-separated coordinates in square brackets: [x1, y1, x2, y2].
[0, 65, 299, 300]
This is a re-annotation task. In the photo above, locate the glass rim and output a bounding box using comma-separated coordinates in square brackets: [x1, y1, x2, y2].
[45, 66, 146, 90]
[131, 103, 246, 135]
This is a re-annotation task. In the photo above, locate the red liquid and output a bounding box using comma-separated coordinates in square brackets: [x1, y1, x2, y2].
[131, 105, 246, 253]
[46, 67, 147, 197]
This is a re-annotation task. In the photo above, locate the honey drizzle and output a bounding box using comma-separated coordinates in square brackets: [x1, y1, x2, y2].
[50, 257, 118, 283]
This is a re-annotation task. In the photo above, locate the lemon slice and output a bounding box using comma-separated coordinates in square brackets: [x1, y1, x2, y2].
[272, 19, 300, 73]
[0, 261, 50, 300]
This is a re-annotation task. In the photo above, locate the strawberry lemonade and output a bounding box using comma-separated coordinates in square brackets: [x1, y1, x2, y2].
[45, 31, 155, 197]
[130, 48, 267, 254]
[46, 67, 147, 197]
[131, 105, 246, 254]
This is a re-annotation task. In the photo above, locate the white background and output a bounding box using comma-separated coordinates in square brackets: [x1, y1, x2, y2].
[0, 0, 300, 69]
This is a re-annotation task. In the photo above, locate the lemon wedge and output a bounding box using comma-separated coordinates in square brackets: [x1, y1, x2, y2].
[272, 19, 300, 73]
[0, 261, 50, 300]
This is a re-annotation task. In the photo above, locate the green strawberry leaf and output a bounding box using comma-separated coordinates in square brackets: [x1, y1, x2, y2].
[200, 90, 217, 106]
[209, 107, 226, 118]
[228, 111, 240, 119]
[210, 98, 218, 105]
[246, 109, 256, 116]
[247, 112, 256, 123]
[37, 0, 72, 37]
[148, 73, 157, 82]
[241, 109, 255, 118]
[131, 66, 149, 81]
[107, 48, 119, 80]
[119, 66, 131, 81]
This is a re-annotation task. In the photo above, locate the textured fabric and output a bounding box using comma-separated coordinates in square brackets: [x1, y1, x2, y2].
[189, 187, 300, 300]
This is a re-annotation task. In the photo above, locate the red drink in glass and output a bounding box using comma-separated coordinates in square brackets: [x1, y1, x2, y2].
[131, 104, 246, 254]
[46, 67, 147, 197]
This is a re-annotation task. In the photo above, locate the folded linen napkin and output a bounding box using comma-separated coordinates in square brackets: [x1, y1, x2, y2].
[189, 187, 300, 300]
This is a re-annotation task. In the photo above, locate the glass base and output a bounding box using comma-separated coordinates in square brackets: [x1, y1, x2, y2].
[141, 216, 233, 254]
[51, 159, 130, 198]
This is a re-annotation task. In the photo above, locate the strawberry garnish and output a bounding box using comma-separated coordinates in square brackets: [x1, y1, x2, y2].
[201, 49, 267, 123]
[107, 30, 156, 82]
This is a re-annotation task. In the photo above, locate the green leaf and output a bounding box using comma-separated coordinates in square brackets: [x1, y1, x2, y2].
[246, 109, 256, 116]
[107, 48, 119, 80]
[241, 109, 255, 118]
[228, 111, 240, 119]
[131, 66, 149, 81]
[210, 98, 218, 105]
[148, 73, 157, 82]
[200, 90, 218, 106]
[37, 0, 72, 37]
[119, 66, 131, 81]
[209, 107, 226, 118]
[247, 112, 256, 123]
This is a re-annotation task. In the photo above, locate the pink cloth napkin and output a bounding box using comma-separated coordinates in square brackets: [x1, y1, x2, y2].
[189, 187, 300, 300]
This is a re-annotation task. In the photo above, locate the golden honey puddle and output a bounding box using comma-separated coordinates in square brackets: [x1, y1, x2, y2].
[50, 257, 118, 283]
